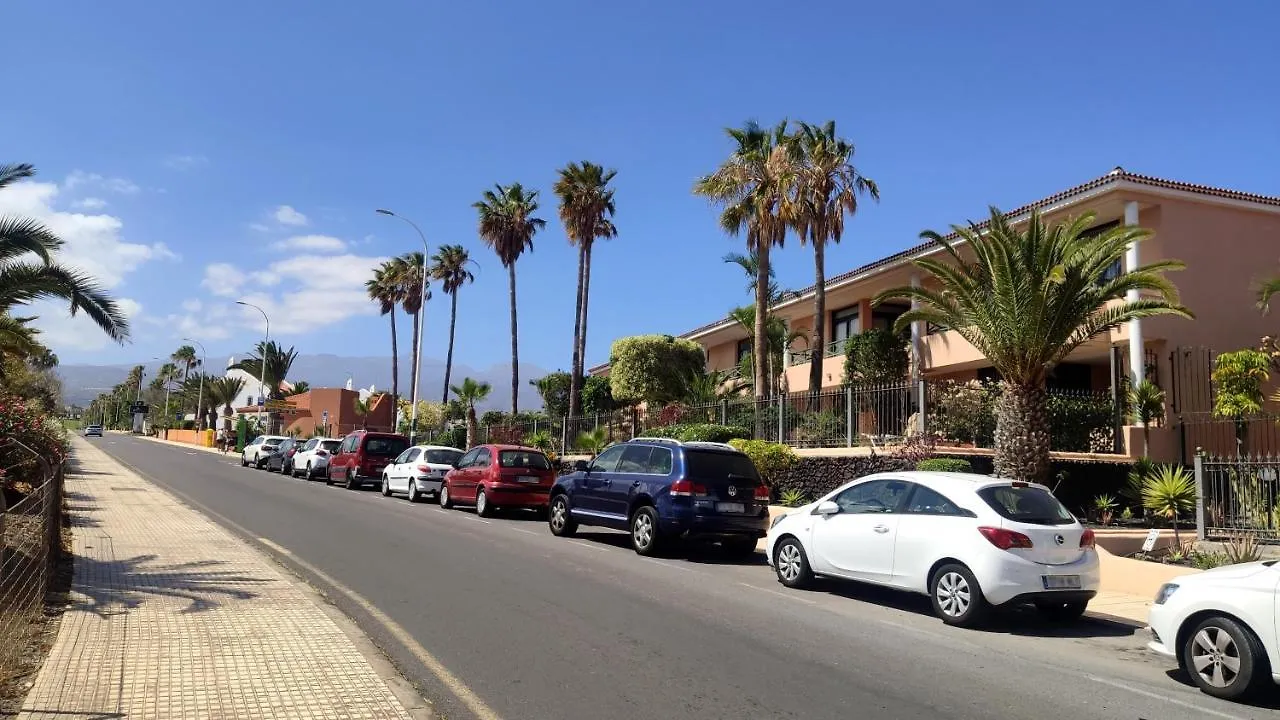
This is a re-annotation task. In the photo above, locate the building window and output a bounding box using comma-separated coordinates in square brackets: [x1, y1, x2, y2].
[871, 303, 910, 332]
[831, 306, 860, 345]
[736, 338, 751, 362]
[246, 396, 254, 407]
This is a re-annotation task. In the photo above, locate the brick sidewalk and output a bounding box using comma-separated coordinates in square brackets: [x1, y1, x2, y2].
[17, 438, 420, 719]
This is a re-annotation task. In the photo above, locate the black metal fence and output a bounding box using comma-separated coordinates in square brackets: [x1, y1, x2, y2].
[1198, 454, 1280, 541]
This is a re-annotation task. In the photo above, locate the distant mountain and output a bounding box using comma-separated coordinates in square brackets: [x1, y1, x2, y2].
[57, 353, 553, 412]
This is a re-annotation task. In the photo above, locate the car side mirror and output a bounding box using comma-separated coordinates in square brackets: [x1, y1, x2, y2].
[573, 460, 590, 472]
[814, 501, 840, 516]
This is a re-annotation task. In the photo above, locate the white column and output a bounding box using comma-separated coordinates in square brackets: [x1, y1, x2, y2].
[910, 272, 923, 381]
[1125, 201, 1143, 388]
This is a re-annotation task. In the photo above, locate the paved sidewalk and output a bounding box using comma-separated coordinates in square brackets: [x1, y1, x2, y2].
[17, 438, 420, 719]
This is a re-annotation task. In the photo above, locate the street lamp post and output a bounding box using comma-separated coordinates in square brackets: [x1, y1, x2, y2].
[185, 337, 208, 430]
[236, 301, 270, 433]
[377, 208, 429, 441]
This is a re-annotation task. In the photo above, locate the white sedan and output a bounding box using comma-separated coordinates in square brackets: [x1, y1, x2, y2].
[766, 471, 1100, 627]
[290, 437, 342, 480]
[381, 445, 465, 502]
[1147, 561, 1280, 700]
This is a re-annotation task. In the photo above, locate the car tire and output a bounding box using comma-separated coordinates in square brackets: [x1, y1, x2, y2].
[1182, 615, 1268, 700]
[240, 455, 248, 468]
[929, 563, 989, 628]
[324, 467, 333, 486]
[439, 483, 454, 509]
[345, 469, 359, 490]
[381, 476, 391, 497]
[406, 480, 421, 503]
[773, 537, 813, 589]
[1034, 600, 1088, 623]
[475, 489, 493, 518]
[548, 495, 577, 537]
[305, 463, 314, 481]
[630, 506, 664, 556]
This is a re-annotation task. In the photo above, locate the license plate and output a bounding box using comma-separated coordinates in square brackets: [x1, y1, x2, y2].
[716, 502, 745, 514]
[518, 475, 539, 483]
[1042, 575, 1081, 590]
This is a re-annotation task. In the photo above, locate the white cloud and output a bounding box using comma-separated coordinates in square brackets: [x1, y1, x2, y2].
[201, 263, 245, 298]
[273, 205, 308, 227]
[248, 222, 271, 232]
[72, 197, 108, 210]
[26, 297, 144, 351]
[163, 154, 208, 170]
[181, 298, 202, 312]
[270, 234, 346, 253]
[64, 170, 140, 195]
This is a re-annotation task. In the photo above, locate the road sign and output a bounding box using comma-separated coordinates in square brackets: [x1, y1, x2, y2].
[1141, 528, 1161, 553]
[321, 410, 329, 424]
[264, 400, 294, 411]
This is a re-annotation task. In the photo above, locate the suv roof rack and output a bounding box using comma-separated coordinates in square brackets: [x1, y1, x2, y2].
[680, 441, 739, 452]
[628, 437, 681, 445]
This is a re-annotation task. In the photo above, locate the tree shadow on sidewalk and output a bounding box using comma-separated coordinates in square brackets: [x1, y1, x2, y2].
[69, 555, 268, 616]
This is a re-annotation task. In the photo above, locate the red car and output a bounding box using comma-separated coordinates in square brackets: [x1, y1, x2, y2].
[326, 430, 410, 490]
[440, 444, 556, 517]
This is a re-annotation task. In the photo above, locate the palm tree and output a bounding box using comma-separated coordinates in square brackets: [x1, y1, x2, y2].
[876, 208, 1191, 482]
[390, 252, 430, 406]
[0, 313, 43, 364]
[575, 427, 609, 456]
[554, 161, 619, 419]
[208, 376, 246, 431]
[430, 244, 476, 408]
[354, 396, 371, 430]
[450, 377, 492, 448]
[1128, 379, 1166, 455]
[790, 121, 879, 394]
[366, 261, 402, 411]
[723, 250, 789, 304]
[1257, 275, 1280, 314]
[171, 345, 199, 380]
[1142, 464, 1197, 549]
[728, 305, 806, 396]
[0, 163, 130, 344]
[474, 183, 546, 415]
[289, 380, 310, 395]
[230, 340, 299, 400]
[694, 121, 797, 399]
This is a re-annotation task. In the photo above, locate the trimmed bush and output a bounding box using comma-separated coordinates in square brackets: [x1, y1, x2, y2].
[728, 439, 797, 487]
[916, 457, 974, 473]
[639, 423, 748, 443]
[609, 335, 706, 405]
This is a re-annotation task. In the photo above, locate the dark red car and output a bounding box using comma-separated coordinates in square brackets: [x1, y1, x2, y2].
[326, 430, 410, 490]
[440, 444, 556, 517]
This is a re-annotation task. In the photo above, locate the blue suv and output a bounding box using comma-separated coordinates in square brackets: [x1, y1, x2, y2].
[547, 438, 770, 556]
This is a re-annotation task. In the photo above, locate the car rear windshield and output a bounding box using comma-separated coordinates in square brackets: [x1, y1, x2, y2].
[683, 450, 759, 482]
[498, 450, 552, 470]
[320, 440, 341, 453]
[363, 437, 408, 457]
[977, 485, 1075, 526]
[425, 449, 463, 465]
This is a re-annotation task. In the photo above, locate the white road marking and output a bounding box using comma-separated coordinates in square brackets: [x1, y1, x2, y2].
[570, 540, 608, 553]
[1086, 675, 1246, 720]
[508, 527, 540, 536]
[645, 559, 693, 573]
[737, 582, 817, 604]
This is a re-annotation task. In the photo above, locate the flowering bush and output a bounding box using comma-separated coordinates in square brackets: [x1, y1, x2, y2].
[0, 394, 68, 488]
[929, 380, 997, 446]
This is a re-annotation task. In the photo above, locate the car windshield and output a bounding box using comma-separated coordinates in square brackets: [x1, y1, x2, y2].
[498, 450, 551, 470]
[425, 449, 463, 465]
[364, 437, 408, 457]
[683, 450, 759, 481]
[320, 440, 341, 453]
[977, 485, 1075, 526]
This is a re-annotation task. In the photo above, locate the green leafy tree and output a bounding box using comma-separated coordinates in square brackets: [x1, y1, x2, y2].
[532, 371, 573, 418]
[171, 345, 199, 380]
[450, 377, 492, 448]
[475, 183, 545, 414]
[581, 374, 616, 415]
[843, 328, 909, 385]
[876, 208, 1190, 482]
[430, 244, 476, 407]
[576, 427, 609, 455]
[1211, 349, 1270, 455]
[728, 305, 804, 395]
[229, 341, 299, 400]
[389, 251, 430, 405]
[1127, 379, 1165, 455]
[366, 261, 403, 412]
[608, 335, 706, 406]
[1142, 464, 1197, 548]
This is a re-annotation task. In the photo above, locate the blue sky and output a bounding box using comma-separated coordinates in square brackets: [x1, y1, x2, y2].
[4, 1, 1278, 378]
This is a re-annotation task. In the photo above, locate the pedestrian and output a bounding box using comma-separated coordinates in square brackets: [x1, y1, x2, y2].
[216, 427, 228, 454]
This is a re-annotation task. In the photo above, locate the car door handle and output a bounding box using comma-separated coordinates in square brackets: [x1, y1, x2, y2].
[601, 479, 612, 486]
[632, 481, 641, 488]
[873, 525, 890, 534]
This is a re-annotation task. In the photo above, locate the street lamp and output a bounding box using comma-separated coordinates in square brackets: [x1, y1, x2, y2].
[377, 208, 429, 441]
[184, 337, 208, 430]
[236, 301, 270, 433]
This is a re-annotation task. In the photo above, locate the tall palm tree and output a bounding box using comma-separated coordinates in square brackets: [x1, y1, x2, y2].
[450, 377, 492, 448]
[391, 252, 430, 407]
[230, 340, 299, 400]
[474, 182, 546, 415]
[723, 250, 790, 304]
[0, 162, 130, 343]
[171, 344, 199, 380]
[554, 161, 619, 419]
[430, 244, 476, 408]
[694, 121, 797, 399]
[366, 261, 403, 412]
[790, 121, 879, 394]
[728, 305, 805, 395]
[876, 208, 1191, 482]
[208, 376, 246, 431]
[0, 313, 43, 364]
[289, 380, 310, 395]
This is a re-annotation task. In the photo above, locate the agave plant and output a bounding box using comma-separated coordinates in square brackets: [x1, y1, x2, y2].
[1142, 464, 1198, 548]
[575, 427, 609, 456]
[779, 488, 808, 508]
[525, 430, 557, 459]
[1092, 494, 1118, 525]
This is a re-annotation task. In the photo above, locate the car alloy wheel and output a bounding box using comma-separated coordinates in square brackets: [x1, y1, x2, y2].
[475, 489, 492, 518]
[631, 506, 662, 556]
[345, 469, 359, 490]
[929, 563, 988, 627]
[381, 476, 391, 497]
[439, 483, 453, 509]
[407, 480, 420, 503]
[548, 496, 577, 537]
[774, 538, 812, 589]
[1183, 616, 1264, 699]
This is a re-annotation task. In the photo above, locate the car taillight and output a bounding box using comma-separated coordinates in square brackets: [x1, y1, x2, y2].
[1079, 528, 1096, 549]
[417, 465, 430, 473]
[978, 526, 1034, 550]
[316, 450, 328, 456]
[670, 479, 708, 497]
[753, 485, 770, 502]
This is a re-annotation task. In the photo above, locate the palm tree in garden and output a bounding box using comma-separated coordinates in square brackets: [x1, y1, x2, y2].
[791, 121, 879, 394]
[230, 340, 299, 400]
[391, 252, 430, 406]
[289, 381, 310, 395]
[430, 244, 476, 408]
[553, 161, 619, 419]
[876, 208, 1191, 482]
[450, 377, 492, 448]
[208, 376, 246, 430]
[0, 162, 130, 344]
[474, 182, 546, 415]
[694, 120, 797, 399]
[171, 344, 199, 380]
[729, 305, 805, 395]
[366, 262, 402, 411]
[723, 250, 788, 304]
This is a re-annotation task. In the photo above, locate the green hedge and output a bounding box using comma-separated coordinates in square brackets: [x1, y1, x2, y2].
[640, 423, 749, 443]
[916, 458, 974, 473]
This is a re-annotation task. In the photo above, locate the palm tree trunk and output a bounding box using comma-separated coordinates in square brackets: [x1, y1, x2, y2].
[993, 383, 1051, 483]
[442, 292, 458, 408]
[408, 309, 420, 406]
[568, 243, 587, 419]
[809, 239, 826, 395]
[389, 307, 400, 418]
[578, 242, 593, 408]
[466, 407, 477, 449]
[754, 242, 771, 400]
[508, 263, 520, 415]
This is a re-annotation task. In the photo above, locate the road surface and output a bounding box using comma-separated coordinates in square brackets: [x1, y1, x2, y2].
[90, 434, 1280, 720]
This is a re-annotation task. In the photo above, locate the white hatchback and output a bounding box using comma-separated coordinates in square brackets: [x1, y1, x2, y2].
[766, 471, 1100, 627]
[241, 435, 288, 469]
[290, 437, 343, 480]
[381, 445, 465, 503]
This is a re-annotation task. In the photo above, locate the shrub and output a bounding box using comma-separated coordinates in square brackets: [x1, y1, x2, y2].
[480, 410, 507, 427]
[657, 403, 690, 426]
[728, 439, 797, 486]
[428, 426, 466, 450]
[928, 379, 997, 446]
[915, 457, 973, 473]
[844, 328, 909, 384]
[678, 424, 749, 443]
[791, 410, 845, 446]
[609, 335, 706, 405]
[0, 394, 69, 489]
[487, 425, 525, 445]
[1046, 391, 1115, 453]
[779, 488, 808, 507]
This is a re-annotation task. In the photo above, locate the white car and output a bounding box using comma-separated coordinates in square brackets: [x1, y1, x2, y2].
[766, 471, 1100, 627]
[241, 435, 288, 468]
[381, 444, 465, 502]
[1147, 561, 1280, 700]
[290, 437, 343, 480]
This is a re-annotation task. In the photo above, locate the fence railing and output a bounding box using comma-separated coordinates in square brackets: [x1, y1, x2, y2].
[1197, 454, 1280, 541]
[0, 441, 64, 683]
[789, 340, 844, 366]
[1180, 413, 1280, 464]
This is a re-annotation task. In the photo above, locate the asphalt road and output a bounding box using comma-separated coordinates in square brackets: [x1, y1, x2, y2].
[89, 434, 1280, 720]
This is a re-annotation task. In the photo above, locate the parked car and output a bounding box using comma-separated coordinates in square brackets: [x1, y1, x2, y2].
[440, 444, 556, 517]
[765, 471, 1099, 627]
[264, 438, 302, 474]
[1147, 561, 1280, 700]
[290, 437, 342, 480]
[548, 438, 770, 556]
[242, 435, 288, 469]
[326, 430, 410, 489]
[83, 424, 103, 437]
[381, 444, 465, 502]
